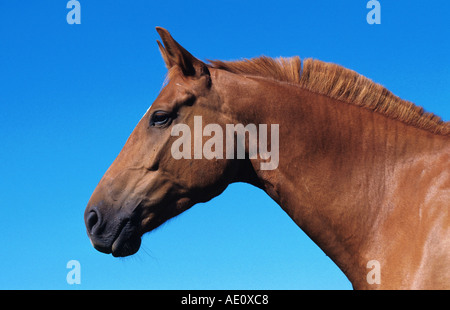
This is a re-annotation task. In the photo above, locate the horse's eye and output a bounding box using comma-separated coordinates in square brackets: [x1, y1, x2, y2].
[150, 111, 172, 127]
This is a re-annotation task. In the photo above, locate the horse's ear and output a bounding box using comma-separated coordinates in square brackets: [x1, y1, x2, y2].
[157, 39, 174, 69]
[156, 27, 210, 78]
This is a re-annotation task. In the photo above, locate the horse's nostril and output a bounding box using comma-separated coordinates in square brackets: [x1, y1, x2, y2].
[86, 209, 99, 234]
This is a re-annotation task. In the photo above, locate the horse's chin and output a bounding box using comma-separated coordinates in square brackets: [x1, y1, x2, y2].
[108, 198, 194, 257]
[111, 238, 141, 257]
[111, 234, 141, 257]
[110, 220, 142, 257]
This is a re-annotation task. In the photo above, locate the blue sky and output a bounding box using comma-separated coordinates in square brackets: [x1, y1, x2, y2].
[0, 1, 448, 289]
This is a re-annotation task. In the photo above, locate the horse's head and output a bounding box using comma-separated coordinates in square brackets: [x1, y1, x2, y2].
[84, 28, 250, 257]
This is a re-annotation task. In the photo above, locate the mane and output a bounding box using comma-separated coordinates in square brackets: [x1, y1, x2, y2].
[208, 56, 450, 136]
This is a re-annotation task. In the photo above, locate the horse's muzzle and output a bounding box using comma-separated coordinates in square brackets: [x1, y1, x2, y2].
[84, 203, 141, 257]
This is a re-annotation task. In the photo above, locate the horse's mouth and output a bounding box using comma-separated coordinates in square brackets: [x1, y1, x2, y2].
[110, 220, 142, 257]
[90, 219, 142, 257]
[87, 202, 180, 257]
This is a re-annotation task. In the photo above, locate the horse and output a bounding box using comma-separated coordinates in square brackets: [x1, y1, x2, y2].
[84, 27, 450, 289]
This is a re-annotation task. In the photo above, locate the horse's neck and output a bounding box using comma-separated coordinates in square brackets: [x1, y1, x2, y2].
[216, 71, 449, 289]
